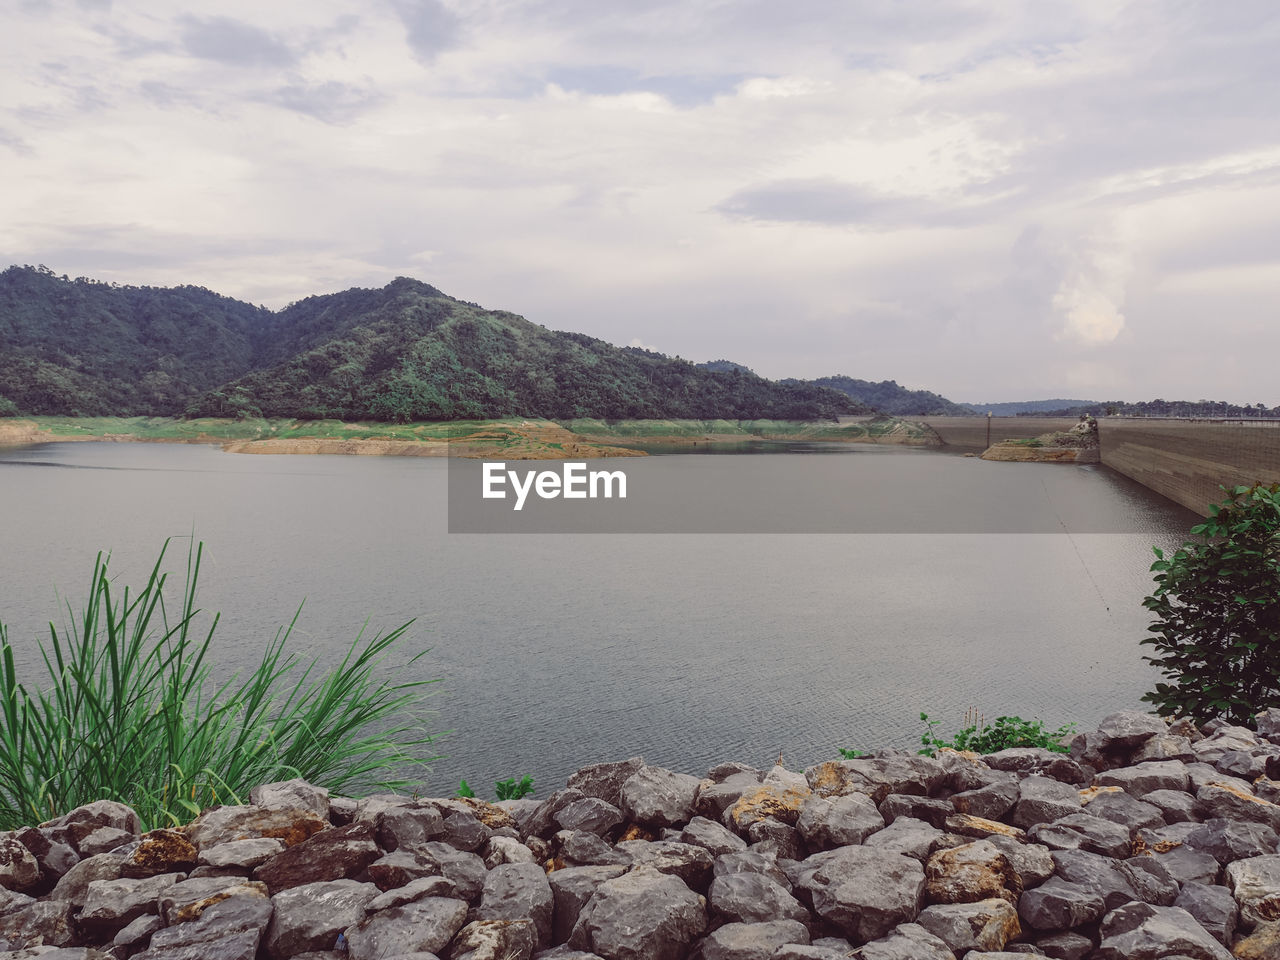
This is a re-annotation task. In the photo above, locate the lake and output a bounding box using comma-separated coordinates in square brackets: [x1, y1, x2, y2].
[0, 440, 1200, 796]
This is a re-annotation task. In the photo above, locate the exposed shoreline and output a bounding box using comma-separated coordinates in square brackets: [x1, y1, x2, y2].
[0, 416, 941, 460]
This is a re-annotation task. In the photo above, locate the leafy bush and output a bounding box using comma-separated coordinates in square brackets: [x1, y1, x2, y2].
[456, 775, 535, 800]
[917, 711, 1074, 755]
[1142, 483, 1280, 723]
[0, 540, 439, 830]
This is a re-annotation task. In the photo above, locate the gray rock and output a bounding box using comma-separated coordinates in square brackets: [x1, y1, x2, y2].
[1018, 876, 1105, 930]
[852, 922, 954, 960]
[1225, 854, 1280, 928]
[799, 845, 925, 943]
[48, 853, 123, 905]
[916, 898, 1021, 953]
[707, 871, 808, 925]
[1133, 735, 1197, 764]
[0, 900, 75, 948]
[984, 748, 1057, 773]
[483, 835, 537, 868]
[1051, 850, 1136, 910]
[417, 842, 487, 901]
[450, 918, 538, 960]
[515, 788, 590, 840]
[183, 804, 326, 852]
[804, 755, 946, 803]
[11, 828, 78, 886]
[694, 772, 764, 821]
[1096, 712, 1168, 749]
[250, 779, 330, 819]
[692, 919, 808, 960]
[474, 862, 553, 948]
[1082, 791, 1165, 834]
[366, 875, 456, 912]
[197, 837, 285, 870]
[1145, 790, 1205, 824]
[864, 816, 943, 861]
[879, 794, 954, 829]
[1094, 902, 1231, 959]
[78, 872, 183, 935]
[566, 758, 646, 808]
[1214, 750, 1266, 780]
[1173, 882, 1237, 946]
[1034, 930, 1093, 959]
[679, 817, 746, 856]
[1043, 757, 1091, 786]
[1256, 708, 1280, 741]
[1028, 813, 1132, 858]
[568, 869, 707, 960]
[1011, 777, 1081, 829]
[113, 912, 163, 956]
[374, 804, 446, 852]
[138, 894, 272, 959]
[343, 897, 469, 960]
[1196, 782, 1280, 832]
[1193, 726, 1259, 764]
[555, 830, 631, 868]
[367, 849, 438, 890]
[438, 807, 492, 852]
[0, 840, 39, 893]
[548, 865, 629, 944]
[1137, 845, 1220, 886]
[264, 879, 377, 959]
[54, 800, 142, 840]
[158, 876, 267, 924]
[253, 822, 381, 894]
[1116, 856, 1180, 906]
[1095, 760, 1190, 796]
[616, 840, 713, 890]
[796, 794, 885, 848]
[950, 782, 1019, 821]
[712, 850, 790, 889]
[978, 837, 1052, 891]
[619, 767, 703, 828]
[1185, 818, 1278, 864]
[746, 819, 803, 861]
[924, 839, 1018, 905]
[554, 799, 623, 838]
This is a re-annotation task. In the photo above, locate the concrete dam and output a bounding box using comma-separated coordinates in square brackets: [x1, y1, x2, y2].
[917, 416, 1280, 516]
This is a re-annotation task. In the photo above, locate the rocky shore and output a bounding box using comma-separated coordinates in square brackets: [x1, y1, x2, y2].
[4, 712, 1280, 960]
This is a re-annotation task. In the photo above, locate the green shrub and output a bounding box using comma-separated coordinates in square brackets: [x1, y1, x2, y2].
[456, 775, 535, 800]
[0, 396, 17, 417]
[0, 540, 439, 830]
[917, 711, 1074, 755]
[1141, 483, 1280, 724]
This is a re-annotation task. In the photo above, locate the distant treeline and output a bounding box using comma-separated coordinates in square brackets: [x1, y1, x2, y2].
[1018, 399, 1280, 418]
[0, 266, 862, 422]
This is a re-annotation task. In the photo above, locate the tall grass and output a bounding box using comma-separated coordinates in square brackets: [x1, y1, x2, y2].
[0, 540, 439, 830]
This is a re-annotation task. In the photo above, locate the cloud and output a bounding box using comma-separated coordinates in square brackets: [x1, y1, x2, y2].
[1051, 229, 1132, 346]
[387, 0, 461, 62]
[178, 15, 296, 68]
[265, 81, 384, 125]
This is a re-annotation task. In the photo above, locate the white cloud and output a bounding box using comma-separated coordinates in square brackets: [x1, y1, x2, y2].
[1, 1, 1279, 402]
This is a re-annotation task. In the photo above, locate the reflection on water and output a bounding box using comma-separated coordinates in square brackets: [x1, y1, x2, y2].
[0, 441, 1199, 792]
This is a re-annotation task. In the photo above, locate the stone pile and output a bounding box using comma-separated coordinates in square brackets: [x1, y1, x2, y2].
[5, 710, 1280, 959]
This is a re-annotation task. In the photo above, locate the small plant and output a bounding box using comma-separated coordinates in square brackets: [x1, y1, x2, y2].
[495, 775, 535, 800]
[837, 747, 865, 759]
[918, 710, 1075, 756]
[0, 540, 439, 830]
[1142, 483, 1280, 724]
[456, 775, 535, 800]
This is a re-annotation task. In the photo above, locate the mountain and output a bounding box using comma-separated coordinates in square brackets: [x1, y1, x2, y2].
[794, 376, 975, 416]
[962, 399, 1098, 416]
[697, 359, 755, 374]
[0, 266, 863, 422]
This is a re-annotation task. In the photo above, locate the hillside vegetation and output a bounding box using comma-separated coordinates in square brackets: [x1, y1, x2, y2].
[796, 375, 974, 416]
[0, 266, 863, 422]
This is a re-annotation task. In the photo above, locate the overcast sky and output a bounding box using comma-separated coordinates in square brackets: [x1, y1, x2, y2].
[3, 1, 1278, 403]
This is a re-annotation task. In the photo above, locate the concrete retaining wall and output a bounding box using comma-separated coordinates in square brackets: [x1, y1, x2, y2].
[1097, 419, 1280, 515]
[914, 416, 1082, 451]
[914, 416, 1280, 515]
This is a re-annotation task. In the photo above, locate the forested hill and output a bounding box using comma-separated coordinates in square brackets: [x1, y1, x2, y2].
[795, 376, 974, 416]
[0, 266, 863, 421]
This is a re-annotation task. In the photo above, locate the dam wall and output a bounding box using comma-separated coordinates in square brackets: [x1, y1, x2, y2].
[1096, 418, 1280, 515]
[917, 416, 1280, 515]
[915, 416, 1082, 450]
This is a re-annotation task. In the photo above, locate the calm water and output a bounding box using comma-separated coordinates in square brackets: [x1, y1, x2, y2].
[0, 441, 1199, 795]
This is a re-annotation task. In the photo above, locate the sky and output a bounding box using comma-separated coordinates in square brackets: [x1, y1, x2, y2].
[2, 1, 1278, 404]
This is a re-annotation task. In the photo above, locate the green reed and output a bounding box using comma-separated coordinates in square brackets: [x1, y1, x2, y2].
[0, 540, 439, 830]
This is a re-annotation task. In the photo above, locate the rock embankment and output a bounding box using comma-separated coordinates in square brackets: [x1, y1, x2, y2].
[5, 711, 1280, 959]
